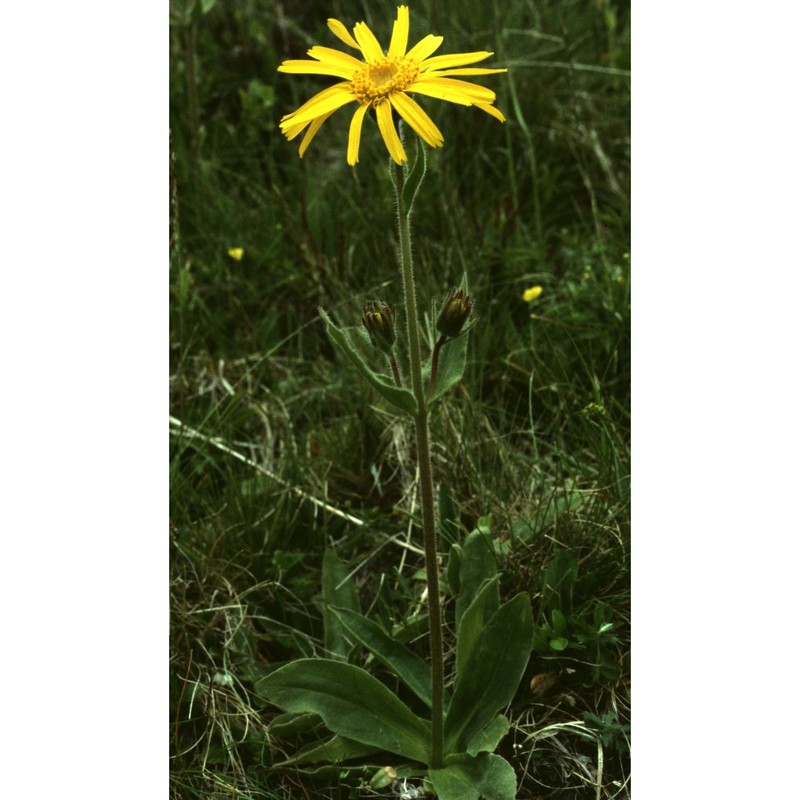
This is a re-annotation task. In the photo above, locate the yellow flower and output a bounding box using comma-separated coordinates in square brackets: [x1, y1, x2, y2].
[277, 5, 507, 166]
[227, 247, 245, 261]
[522, 285, 543, 302]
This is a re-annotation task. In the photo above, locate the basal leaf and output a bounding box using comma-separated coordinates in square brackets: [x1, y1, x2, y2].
[320, 307, 417, 415]
[331, 606, 432, 707]
[257, 658, 431, 763]
[428, 752, 517, 800]
[455, 532, 499, 632]
[465, 714, 510, 757]
[446, 543, 463, 596]
[438, 482, 461, 549]
[444, 594, 533, 754]
[268, 711, 323, 738]
[322, 549, 360, 660]
[456, 575, 500, 678]
[273, 734, 380, 767]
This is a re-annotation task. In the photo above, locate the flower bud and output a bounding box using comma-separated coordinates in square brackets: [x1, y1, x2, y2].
[361, 301, 396, 355]
[368, 766, 397, 790]
[436, 288, 474, 338]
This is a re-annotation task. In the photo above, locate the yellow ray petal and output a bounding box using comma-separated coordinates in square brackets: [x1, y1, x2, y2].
[277, 59, 354, 79]
[411, 76, 496, 103]
[474, 102, 506, 123]
[327, 17, 360, 50]
[298, 110, 336, 157]
[353, 21, 385, 63]
[347, 103, 369, 165]
[307, 46, 364, 70]
[423, 67, 507, 77]
[405, 34, 443, 63]
[388, 5, 409, 58]
[390, 91, 444, 148]
[281, 86, 355, 129]
[375, 101, 406, 164]
[280, 83, 352, 125]
[408, 82, 472, 106]
[420, 51, 494, 70]
[282, 118, 312, 141]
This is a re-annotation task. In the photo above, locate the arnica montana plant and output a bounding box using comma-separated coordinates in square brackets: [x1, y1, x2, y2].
[259, 7, 532, 800]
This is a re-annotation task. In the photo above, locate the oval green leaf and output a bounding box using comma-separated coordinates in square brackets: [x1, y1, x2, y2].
[330, 606, 432, 707]
[444, 594, 533, 754]
[322, 549, 360, 660]
[428, 752, 517, 800]
[257, 658, 430, 763]
[455, 532, 499, 632]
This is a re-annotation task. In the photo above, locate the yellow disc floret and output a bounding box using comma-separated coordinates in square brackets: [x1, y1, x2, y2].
[351, 57, 421, 105]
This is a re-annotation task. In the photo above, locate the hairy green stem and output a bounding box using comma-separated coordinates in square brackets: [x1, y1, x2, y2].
[394, 160, 444, 769]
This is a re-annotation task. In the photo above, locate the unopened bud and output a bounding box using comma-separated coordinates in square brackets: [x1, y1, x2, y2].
[436, 289, 474, 338]
[369, 766, 397, 790]
[361, 301, 396, 355]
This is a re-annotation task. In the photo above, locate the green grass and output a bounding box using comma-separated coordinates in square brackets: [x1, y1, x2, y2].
[170, 1, 629, 797]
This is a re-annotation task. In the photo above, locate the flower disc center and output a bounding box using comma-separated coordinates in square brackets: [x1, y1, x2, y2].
[352, 57, 420, 104]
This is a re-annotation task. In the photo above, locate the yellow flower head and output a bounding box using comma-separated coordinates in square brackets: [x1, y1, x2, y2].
[277, 5, 507, 166]
[523, 285, 543, 302]
[227, 247, 245, 261]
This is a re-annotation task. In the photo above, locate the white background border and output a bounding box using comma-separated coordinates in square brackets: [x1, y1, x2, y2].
[2, 2, 799, 796]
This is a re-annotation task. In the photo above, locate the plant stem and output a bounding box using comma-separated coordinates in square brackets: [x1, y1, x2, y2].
[393, 160, 444, 770]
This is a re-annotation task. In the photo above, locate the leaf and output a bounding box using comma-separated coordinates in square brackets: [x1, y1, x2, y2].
[256, 658, 431, 763]
[428, 752, 517, 800]
[438, 483, 461, 549]
[551, 608, 568, 637]
[429, 330, 469, 403]
[549, 636, 569, 651]
[444, 594, 533, 754]
[330, 606, 432, 707]
[446, 544, 463, 596]
[273, 734, 380, 767]
[455, 532, 499, 632]
[541, 548, 579, 615]
[322, 549, 360, 660]
[320, 307, 417, 415]
[268, 711, 323, 738]
[456, 575, 500, 678]
[402, 137, 427, 214]
[465, 714, 510, 757]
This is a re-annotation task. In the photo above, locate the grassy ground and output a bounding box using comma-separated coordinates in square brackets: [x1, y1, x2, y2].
[170, 1, 630, 797]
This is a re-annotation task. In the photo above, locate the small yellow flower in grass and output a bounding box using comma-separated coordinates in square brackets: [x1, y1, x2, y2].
[227, 247, 245, 261]
[523, 285, 543, 302]
[277, 5, 507, 166]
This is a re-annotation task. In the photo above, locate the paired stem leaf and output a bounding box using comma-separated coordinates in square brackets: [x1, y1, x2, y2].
[319, 307, 417, 415]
